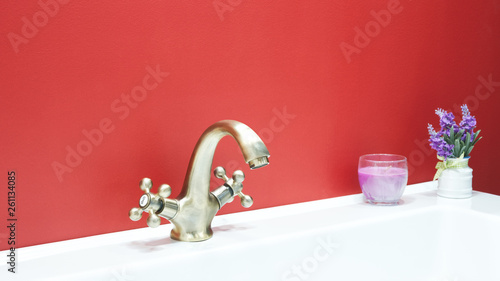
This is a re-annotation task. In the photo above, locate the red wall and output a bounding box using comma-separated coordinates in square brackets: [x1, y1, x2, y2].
[1, 0, 499, 249]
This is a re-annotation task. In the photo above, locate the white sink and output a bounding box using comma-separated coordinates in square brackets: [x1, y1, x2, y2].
[2, 181, 500, 281]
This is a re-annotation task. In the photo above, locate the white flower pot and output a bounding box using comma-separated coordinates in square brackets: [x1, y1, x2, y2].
[437, 158, 473, 199]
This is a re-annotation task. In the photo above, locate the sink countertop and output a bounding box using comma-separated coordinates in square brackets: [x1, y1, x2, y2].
[2, 181, 500, 281]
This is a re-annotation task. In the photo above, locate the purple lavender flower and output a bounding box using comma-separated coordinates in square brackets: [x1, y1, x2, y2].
[427, 123, 437, 136]
[428, 105, 481, 160]
[435, 108, 458, 136]
[428, 124, 454, 159]
[459, 105, 476, 141]
[442, 143, 454, 158]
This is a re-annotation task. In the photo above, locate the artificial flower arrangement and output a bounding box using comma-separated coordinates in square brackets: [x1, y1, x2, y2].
[427, 104, 482, 180]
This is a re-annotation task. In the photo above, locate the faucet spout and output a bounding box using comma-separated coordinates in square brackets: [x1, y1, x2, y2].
[179, 120, 270, 200]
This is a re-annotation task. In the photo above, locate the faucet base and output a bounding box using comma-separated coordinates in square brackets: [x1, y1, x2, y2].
[170, 228, 213, 242]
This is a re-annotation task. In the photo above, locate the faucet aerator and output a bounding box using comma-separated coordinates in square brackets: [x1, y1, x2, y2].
[249, 156, 270, 169]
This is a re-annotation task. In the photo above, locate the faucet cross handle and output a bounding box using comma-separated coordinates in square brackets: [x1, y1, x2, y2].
[129, 178, 172, 228]
[214, 166, 253, 208]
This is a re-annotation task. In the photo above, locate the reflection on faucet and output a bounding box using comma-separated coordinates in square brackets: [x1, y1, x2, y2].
[129, 120, 270, 242]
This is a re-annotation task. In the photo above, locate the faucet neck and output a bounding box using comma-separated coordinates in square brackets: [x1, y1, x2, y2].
[179, 120, 270, 201]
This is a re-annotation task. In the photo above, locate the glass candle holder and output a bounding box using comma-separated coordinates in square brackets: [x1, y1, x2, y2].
[358, 154, 408, 205]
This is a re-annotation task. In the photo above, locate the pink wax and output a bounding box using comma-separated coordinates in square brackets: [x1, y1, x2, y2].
[358, 166, 408, 204]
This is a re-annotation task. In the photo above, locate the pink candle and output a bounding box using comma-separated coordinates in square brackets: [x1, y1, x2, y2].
[358, 166, 408, 205]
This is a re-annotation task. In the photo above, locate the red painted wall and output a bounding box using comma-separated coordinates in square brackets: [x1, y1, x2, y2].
[1, 0, 499, 249]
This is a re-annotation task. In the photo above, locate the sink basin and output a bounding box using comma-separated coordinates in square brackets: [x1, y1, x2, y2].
[2, 181, 500, 281]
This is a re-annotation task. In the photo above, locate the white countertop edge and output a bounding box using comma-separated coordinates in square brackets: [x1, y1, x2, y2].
[5, 180, 498, 264]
